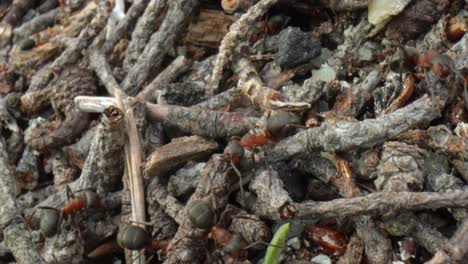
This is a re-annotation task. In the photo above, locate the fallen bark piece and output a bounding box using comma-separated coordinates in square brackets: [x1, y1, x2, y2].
[184, 9, 236, 49]
[385, 0, 451, 42]
[95, 107, 125, 193]
[250, 167, 297, 219]
[0, 137, 46, 263]
[294, 191, 468, 219]
[337, 232, 364, 264]
[144, 136, 218, 178]
[271, 95, 439, 161]
[167, 162, 205, 197]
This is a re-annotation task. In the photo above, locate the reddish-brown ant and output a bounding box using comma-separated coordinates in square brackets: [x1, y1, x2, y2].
[87, 224, 169, 261]
[187, 200, 283, 260]
[33, 186, 100, 237]
[117, 224, 169, 252]
[389, 47, 467, 109]
[240, 110, 301, 149]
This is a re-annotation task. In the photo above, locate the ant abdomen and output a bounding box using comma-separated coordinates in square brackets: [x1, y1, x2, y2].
[40, 209, 60, 237]
[117, 224, 150, 250]
[188, 200, 214, 229]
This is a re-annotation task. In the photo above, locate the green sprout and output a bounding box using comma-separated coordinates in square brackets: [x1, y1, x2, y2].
[263, 222, 290, 264]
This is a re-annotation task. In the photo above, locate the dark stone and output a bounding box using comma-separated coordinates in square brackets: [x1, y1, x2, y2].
[275, 27, 321, 69]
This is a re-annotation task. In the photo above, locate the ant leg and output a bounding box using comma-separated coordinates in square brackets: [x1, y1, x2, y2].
[230, 161, 245, 205]
[243, 240, 285, 250]
[424, 68, 437, 113]
[262, 152, 272, 189]
[65, 185, 75, 201]
[144, 254, 155, 264]
[447, 67, 468, 109]
[129, 249, 146, 264]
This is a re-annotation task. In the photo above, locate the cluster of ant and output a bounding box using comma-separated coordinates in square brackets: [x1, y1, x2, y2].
[116, 200, 276, 261]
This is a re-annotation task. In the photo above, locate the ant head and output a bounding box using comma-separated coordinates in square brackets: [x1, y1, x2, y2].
[187, 200, 215, 229]
[4, 92, 21, 110]
[117, 224, 149, 250]
[40, 209, 60, 237]
[222, 234, 244, 253]
[430, 54, 455, 78]
[224, 139, 245, 163]
[266, 110, 300, 136]
[389, 47, 418, 74]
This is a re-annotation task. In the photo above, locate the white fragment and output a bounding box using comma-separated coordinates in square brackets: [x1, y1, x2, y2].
[311, 254, 331, 264]
[287, 237, 301, 250]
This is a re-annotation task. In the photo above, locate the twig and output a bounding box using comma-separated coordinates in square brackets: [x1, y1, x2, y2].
[425, 218, 468, 264]
[13, 8, 59, 40]
[121, 0, 198, 96]
[146, 103, 257, 138]
[2, 0, 37, 26]
[102, 0, 149, 55]
[123, 0, 168, 72]
[75, 95, 258, 137]
[114, 88, 147, 264]
[88, 47, 119, 96]
[137, 55, 192, 100]
[0, 137, 46, 263]
[207, 0, 279, 95]
[96, 107, 125, 193]
[294, 191, 468, 219]
[270, 95, 440, 161]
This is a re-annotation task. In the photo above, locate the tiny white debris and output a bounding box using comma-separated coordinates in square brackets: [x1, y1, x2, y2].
[311, 254, 331, 264]
[287, 237, 301, 250]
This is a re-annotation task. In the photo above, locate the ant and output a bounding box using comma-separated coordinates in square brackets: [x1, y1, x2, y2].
[87, 224, 169, 263]
[187, 200, 284, 260]
[117, 224, 169, 253]
[31, 186, 100, 237]
[239, 110, 301, 150]
[389, 47, 467, 110]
